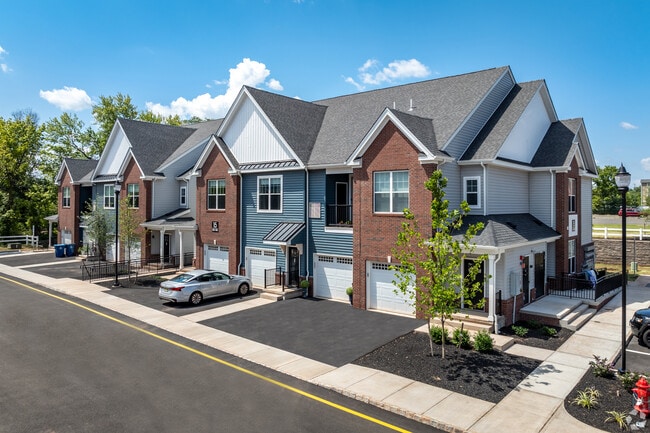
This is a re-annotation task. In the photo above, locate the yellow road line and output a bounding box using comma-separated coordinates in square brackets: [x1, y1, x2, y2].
[1, 275, 412, 433]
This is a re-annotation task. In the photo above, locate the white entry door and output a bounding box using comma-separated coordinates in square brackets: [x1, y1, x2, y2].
[367, 262, 414, 315]
[246, 248, 276, 287]
[314, 254, 352, 301]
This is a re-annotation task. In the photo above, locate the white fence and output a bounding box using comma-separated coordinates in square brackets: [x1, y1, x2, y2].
[0, 235, 39, 249]
[593, 227, 650, 240]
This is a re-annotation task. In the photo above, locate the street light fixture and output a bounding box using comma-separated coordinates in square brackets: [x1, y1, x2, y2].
[614, 163, 631, 372]
[113, 181, 122, 288]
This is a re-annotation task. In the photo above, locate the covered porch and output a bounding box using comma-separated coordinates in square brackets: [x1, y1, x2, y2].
[141, 209, 197, 270]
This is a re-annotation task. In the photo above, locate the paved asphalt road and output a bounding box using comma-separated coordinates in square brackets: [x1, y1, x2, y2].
[0, 274, 438, 433]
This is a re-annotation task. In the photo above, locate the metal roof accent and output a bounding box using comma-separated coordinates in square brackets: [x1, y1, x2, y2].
[263, 222, 306, 245]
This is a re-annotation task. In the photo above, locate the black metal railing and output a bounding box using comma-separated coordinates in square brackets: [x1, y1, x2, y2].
[265, 266, 285, 290]
[547, 270, 622, 301]
[326, 204, 353, 227]
[81, 252, 194, 282]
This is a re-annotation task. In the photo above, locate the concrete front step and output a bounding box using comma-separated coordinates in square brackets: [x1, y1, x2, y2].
[431, 314, 493, 333]
[259, 287, 303, 301]
[562, 307, 597, 331]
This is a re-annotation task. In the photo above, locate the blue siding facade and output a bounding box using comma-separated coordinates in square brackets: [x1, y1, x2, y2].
[242, 170, 307, 275]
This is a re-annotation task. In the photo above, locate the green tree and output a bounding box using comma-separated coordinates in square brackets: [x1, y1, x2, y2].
[82, 201, 111, 260]
[137, 111, 183, 126]
[41, 112, 100, 181]
[117, 195, 145, 280]
[392, 171, 487, 358]
[0, 111, 44, 235]
[92, 93, 138, 148]
[592, 165, 620, 214]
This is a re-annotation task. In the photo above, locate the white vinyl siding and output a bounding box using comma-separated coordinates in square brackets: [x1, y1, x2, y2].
[374, 171, 408, 213]
[529, 171, 553, 226]
[486, 166, 529, 214]
[440, 163, 461, 211]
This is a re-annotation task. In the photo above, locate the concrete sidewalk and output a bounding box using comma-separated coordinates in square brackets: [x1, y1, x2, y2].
[1, 260, 648, 432]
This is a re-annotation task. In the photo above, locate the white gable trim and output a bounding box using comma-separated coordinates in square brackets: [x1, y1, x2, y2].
[346, 108, 442, 165]
[192, 136, 238, 176]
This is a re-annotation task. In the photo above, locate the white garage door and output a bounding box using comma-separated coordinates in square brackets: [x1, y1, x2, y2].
[314, 254, 353, 301]
[368, 262, 414, 315]
[246, 248, 276, 287]
[205, 245, 229, 273]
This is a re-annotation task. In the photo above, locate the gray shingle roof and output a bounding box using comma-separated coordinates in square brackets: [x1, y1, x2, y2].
[64, 158, 97, 183]
[530, 118, 583, 168]
[454, 213, 560, 248]
[245, 87, 326, 164]
[389, 109, 448, 157]
[460, 81, 543, 162]
[160, 119, 223, 169]
[309, 66, 510, 165]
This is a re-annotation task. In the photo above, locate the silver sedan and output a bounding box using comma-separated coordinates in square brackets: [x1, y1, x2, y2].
[159, 269, 251, 305]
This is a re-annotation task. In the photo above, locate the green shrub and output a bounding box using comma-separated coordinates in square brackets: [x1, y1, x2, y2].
[604, 411, 628, 429]
[451, 327, 472, 349]
[589, 355, 615, 378]
[570, 387, 600, 409]
[542, 326, 558, 337]
[512, 325, 529, 338]
[473, 330, 494, 352]
[430, 326, 449, 345]
[618, 371, 641, 391]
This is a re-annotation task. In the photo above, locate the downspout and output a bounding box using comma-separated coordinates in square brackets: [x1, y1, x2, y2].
[304, 167, 310, 282]
[481, 162, 487, 216]
[549, 169, 555, 229]
[237, 172, 243, 276]
[490, 252, 502, 334]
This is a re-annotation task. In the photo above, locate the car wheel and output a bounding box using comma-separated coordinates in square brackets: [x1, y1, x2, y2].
[238, 283, 250, 296]
[642, 329, 650, 347]
[189, 291, 203, 305]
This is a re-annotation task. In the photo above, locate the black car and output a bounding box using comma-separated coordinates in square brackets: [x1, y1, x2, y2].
[630, 307, 650, 346]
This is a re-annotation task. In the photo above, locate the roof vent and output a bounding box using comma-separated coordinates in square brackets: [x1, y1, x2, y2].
[408, 99, 414, 111]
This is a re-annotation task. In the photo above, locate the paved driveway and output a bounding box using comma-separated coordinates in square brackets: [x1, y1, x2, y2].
[200, 297, 425, 367]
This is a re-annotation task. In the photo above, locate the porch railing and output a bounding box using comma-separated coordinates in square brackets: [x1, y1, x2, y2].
[265, 266, 285, 291]
[547, 270, 622, 301]
[326, 204, 353, 227]
[81, 252, 193, 283]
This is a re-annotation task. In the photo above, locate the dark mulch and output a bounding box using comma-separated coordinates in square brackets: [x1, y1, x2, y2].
[353, 331, 540, 403]
[564, 368, 649, 432]
[499, 321, 573, 351]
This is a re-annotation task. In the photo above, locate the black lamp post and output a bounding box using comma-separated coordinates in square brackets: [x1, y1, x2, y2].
[614, 163, 631, 372]
[113, 182, 122, 288]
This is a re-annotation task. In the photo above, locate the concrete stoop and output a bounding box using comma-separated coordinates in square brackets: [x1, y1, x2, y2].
[259, 287, 303, 301]
[559, 303, 597, 331]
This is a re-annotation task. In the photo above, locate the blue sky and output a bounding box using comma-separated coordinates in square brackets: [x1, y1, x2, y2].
[1, 0, 648, 185]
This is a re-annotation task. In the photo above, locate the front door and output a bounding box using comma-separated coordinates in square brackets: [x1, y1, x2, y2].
[163, 234, 171, 262]
[288, 247, 300, 287]
[534, 253, 545, 298]
[522, 256, 530, 304]
[335, 182, 350, 224]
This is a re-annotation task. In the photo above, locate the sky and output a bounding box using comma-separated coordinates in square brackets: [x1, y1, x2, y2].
[1, 0, 648, 185]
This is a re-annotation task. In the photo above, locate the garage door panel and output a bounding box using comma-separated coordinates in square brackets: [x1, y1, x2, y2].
[205, 245, 229, 273]
[368, 262, 413, 315]
[314, 255, 352, 301]
[247, 248, 276, 287]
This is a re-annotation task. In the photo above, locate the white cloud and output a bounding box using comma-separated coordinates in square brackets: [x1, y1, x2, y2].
[344, 58, 431, 89]
[39, 86, 92, 111]
[620, 121, 639, 130]
[0, 46, 6, 56]
[641, 157, 650, 171]
[0, 45, 11, 73]
[146, 58, 282, 119]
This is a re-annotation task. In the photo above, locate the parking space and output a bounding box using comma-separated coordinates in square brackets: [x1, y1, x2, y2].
[200, 297, 425, 367]
[625, 337, 650, 374]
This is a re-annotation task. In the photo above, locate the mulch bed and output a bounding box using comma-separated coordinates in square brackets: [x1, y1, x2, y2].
[353, 331, 540, 403]
[499, 321, 573, 351]
[564, 368, 649, 432]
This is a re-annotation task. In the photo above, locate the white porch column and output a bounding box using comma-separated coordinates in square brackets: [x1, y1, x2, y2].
[488, 254, 500, 333]
[178, 229, 183, 270]
[159, 229, 166, 265]
[192, 231, 197, 267]
[48, 220, 53, 248]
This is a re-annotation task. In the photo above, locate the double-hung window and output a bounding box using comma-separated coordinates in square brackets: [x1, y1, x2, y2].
[464, 176, 480, 208]
[62, 187, 71, 208]
[207, 179, 225, 210]
[258, 176, 282, 212]
[568, 178, 576, 213]
[127, 183, 139, 208]
[180, 186, 187, 208]
[568, 239, 576, 273]
[104, 185, 115, 209]
[373, 171, 409, 213]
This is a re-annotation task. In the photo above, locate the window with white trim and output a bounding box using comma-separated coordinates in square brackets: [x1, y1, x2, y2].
[464, 176, 480, 208]
[104, 185, 115, 209]
[62, 187, 71, 208]
[568, 178, 576, 213]
[258, 176, 282, 212]
[373, 171, 409, 213]
[208, 179, 225, 210]
[127, 183, 139, 208]
[180, 186, 187, 207]
[568, 239, 576, 273]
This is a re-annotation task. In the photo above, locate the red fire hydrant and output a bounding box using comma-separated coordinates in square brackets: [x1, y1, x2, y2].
[632, 377, 650, 415]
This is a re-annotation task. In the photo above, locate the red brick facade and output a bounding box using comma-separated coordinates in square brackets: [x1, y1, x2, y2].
[554, 157, 585, 274]
[57, 168, 80, 245]
[351, 121, 436, 314]
[195, 146, 241, 274]
[120, 158, 152, 258]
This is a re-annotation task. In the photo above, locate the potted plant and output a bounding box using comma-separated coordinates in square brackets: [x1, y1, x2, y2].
[300, 279, 310, 298]
[346, 287, 353, 305]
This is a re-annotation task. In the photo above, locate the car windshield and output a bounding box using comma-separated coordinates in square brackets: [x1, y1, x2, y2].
[170, 273, 196, 283]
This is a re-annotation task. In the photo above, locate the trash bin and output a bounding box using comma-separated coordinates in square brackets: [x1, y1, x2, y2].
[54, 244, 65, 258]
[65, 244, 75, 257]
